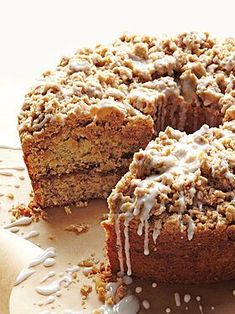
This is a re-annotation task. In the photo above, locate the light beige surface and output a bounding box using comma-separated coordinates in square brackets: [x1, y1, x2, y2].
[1, 1, 235, 313]
[0, 149, 235, 314]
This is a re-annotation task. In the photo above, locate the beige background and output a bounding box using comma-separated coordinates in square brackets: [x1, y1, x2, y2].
[0, 0, 235, 313]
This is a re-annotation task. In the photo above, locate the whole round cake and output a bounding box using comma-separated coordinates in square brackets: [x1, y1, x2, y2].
[19, 32, 235, 283]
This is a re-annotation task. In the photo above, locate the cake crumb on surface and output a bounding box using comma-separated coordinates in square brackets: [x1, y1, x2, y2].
[80, 285, 92, 299]
[11, 201, 48, 221]
[65, 223, 90, 235]
[6, 193, 14, 200]
[78, 256, 100, 268]
[64, 206, 72, 215]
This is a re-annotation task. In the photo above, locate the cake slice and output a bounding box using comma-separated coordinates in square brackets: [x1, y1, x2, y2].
[18, 96, 153, 207]
[103, 121, 235, 283]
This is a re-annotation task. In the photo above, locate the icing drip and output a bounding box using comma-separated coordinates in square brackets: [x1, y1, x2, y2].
[124, 213, 132, 276]
[40, 271, 56, 284]
[115, 215, 124, 274]
[15, 268, 36, 285]
[8, 227, 20, 233]
[45, 296, 55, 305]
[174, 292, 181, 307]
[29, 247, 56, 267]
[4, 217, 32, 229]
[23, 230, 40, 240]
[14, 247, 56, 286]
[187, 217, 195, 241]
[144, 220, 150, 255]
[35, 266, 79, 296]
[152, 220, 162, 244]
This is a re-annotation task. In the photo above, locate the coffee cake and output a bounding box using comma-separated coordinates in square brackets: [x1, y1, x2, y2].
[19, 32, 235, 210]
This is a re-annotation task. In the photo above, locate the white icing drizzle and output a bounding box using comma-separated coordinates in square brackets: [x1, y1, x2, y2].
[23, 230, 40, 240]
[115, 214, 124, 273]
[174, 292, 181, 307]
[29, 247, 56, 267]
[124, 213, 132, 276]
[187, 217, 195, 241]
[15, 268, 36, 286]
[43, 258, 56, 267]
[8, 227, 20, 233]
[97, 294, 139, 314]
[152, 220, 162, 244]
[35, 266, 79, 296]
[40, 271, 56, 284]
[199, 304, 204, 314]
[4, 217, 32, 229]
[106, 282, 120, 299]
[144, 220, 150, 255]
[14, 247, 56, 286]
[45, 295, 56, 305]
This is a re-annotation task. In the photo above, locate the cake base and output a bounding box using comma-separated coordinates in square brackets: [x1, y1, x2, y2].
[103, 219, 235, 284]
[33, 170, 126, 207]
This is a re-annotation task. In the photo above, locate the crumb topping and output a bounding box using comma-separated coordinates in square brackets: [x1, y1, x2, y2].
[19, 32, 235, 138]
[109, 123, 235, 234]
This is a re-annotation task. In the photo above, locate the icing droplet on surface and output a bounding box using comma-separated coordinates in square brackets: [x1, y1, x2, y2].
[196, 296, 201, 302]
[135, 286, 142, 294]
[23, 230, 40, 240]
[97, 294, 139, 314]
[142, 299, 150, 310]
[174, 292, 181, 307]
[40, 271, 56, 284]
[184, 294, 191, 303]
[43, 258, 56, 267]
